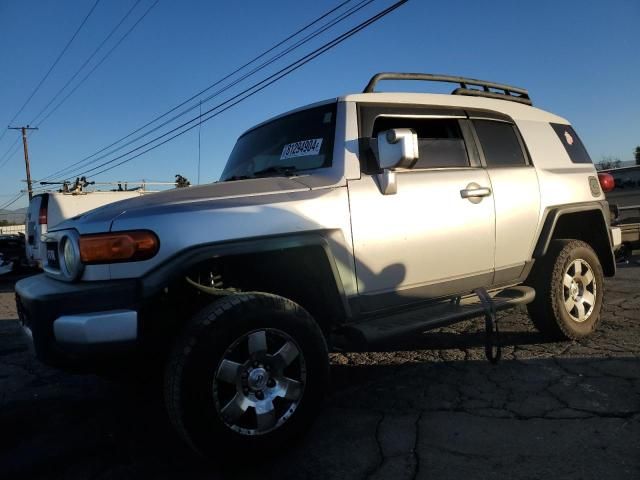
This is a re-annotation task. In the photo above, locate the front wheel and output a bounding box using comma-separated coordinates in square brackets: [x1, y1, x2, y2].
[527, 239, 605, 340]
[164, 293, 329, 458]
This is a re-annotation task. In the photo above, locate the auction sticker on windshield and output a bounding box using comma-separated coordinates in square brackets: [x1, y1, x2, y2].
[280, 138, 323, 160]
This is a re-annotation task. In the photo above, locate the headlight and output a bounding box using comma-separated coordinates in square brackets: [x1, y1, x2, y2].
[58, 232, 84, 281]
[63, 237, 76, 272]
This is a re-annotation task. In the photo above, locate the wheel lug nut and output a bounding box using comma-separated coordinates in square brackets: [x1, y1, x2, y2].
[256, 391, 264, 400]
[267, 379, 276, 388]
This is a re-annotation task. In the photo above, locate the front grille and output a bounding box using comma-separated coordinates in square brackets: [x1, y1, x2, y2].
[46, 242, 60, 269]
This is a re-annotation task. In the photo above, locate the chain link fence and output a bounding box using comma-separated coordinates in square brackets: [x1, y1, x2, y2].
[0, 224, 26, 235]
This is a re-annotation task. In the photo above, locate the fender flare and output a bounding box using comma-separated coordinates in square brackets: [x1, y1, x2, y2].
[139, 231, 352, 318]
[532, 201, 615, 275]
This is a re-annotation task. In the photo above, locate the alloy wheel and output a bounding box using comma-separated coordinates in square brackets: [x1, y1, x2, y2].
[562, 259, 597, 323]
[212, 328, 306, 436]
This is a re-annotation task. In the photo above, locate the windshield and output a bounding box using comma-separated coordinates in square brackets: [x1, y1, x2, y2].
[220, 102, 337, 181]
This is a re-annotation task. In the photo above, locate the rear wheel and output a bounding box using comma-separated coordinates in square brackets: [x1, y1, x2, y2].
[164, 293, 329, 458]
[527, 239, 604, 340]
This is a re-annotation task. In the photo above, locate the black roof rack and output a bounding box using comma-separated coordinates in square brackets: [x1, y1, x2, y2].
[363, 72, 532, 106]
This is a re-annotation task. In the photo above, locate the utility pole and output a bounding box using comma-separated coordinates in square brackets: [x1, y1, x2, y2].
[8, 125, 38, 200]
[197, 100, 202, 185]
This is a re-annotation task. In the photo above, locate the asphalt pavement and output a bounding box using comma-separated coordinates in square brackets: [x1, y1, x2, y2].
[1, 261, 639, 479]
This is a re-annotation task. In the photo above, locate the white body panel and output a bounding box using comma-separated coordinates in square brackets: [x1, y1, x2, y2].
[46, 191, 147, 228]
[514, 120, 602, 258]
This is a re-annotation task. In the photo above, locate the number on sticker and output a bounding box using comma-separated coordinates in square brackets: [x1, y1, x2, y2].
[281, 138, 323, 160]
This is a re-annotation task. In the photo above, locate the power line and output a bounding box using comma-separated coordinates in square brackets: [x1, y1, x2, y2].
[0, 130, 36, 170]
[0, 193, 25, 211]
[82, 0, 409, 179]
[0, 137, 21, 166]
[41, 0, 372, 182]
[80, 0, 407, 179]
[39, 0, 355, 182]
[35, 0, 160, 129]
[29, 0, 144, 126]
[0, 0, 101, 145]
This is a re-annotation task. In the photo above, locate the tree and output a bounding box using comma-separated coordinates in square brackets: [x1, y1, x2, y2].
[175, 174, 191, 188]
[597, 157, 613, 170]
[635, 146, 640, 166]
[597, 155, 622, 170]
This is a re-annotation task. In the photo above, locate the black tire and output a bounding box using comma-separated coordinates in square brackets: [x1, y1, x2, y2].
[164, 292, 329, 458]
[527, 239, 604, 340]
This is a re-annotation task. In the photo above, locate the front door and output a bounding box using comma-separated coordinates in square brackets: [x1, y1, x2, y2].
[348, 108, 496, 312]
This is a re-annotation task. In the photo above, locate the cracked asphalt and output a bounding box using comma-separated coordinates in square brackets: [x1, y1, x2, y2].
[1, 260, 639, 479]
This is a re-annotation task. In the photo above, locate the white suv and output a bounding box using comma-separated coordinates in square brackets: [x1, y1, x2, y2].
[16, 72, 621, 456]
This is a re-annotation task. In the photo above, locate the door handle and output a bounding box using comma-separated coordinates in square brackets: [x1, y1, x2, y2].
[460, 186, 492, 199]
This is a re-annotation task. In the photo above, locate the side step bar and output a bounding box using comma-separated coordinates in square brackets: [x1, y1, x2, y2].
[340, 286, 535, 349]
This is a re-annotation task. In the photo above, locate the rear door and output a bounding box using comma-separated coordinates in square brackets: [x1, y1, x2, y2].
[348, 105, 496, 312]
[469, 113, 540, 283]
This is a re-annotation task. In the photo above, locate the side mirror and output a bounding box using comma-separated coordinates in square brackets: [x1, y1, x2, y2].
[377, 128, 419, 170]
[375, 128, 419, 195]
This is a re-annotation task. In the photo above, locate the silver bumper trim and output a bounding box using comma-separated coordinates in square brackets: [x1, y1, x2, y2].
[611, 226, 622, 249]
[53, 310, 137, 344]
[21, 324, 33, 339]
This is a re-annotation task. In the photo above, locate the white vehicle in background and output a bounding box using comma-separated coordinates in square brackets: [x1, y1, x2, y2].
[25, 179, 179, 268]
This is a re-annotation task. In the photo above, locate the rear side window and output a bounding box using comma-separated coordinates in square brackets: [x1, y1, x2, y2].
[372, 117, 469, 169]
[550, 123, 592, 164]
[473, 120, 527, 167]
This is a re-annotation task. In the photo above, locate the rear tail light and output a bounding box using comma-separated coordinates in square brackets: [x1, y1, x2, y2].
[598, 172, 615, 193]
[79, 230, 159, 264]
[38, 194, 49, 224]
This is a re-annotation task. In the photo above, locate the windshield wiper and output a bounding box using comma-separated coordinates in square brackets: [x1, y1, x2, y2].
[252, 165, 298, 178]
[223, 175, 252, 182]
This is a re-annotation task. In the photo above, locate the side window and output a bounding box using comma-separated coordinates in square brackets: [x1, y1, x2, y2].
[372, 117, 469, 169]
[550, 123, 592, 164]
[473, 119, 527, 167]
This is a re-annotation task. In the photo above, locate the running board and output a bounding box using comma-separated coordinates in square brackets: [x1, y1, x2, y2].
[340, 286, 535, 349]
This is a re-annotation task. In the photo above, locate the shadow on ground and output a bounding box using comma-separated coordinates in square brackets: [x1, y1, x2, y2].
[1, 329, 638, 479]
[1, 259, 639, 479]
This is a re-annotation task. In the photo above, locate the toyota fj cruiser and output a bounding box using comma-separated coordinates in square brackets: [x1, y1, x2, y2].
[15, 73, 622, 456]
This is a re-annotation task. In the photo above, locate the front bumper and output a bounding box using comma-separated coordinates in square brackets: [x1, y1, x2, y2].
[15, 274, 140, 368]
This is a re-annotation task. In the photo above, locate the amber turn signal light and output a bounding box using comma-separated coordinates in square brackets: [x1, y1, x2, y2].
[79, 230, 159, 264]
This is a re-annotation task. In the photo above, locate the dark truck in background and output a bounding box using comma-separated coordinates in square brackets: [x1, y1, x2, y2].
[600, 166, 640, 257]
[0, 233, 27, 275]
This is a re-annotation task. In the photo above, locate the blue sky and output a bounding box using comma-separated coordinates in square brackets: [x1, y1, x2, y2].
[1, 0, 638, 209]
